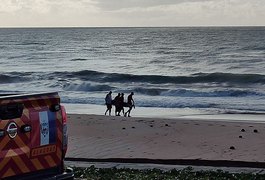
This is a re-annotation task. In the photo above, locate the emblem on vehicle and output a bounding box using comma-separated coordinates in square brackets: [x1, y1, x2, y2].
[40, 122, 49, 137]
[7, 122, 18, 139]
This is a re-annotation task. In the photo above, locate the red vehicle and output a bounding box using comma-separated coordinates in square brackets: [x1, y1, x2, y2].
[0, 92, 73, 179]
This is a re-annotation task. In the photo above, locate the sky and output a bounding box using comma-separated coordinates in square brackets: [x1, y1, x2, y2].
[0, 0, 264, 27]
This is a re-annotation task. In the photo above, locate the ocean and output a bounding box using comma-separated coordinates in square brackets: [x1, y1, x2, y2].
[0, 27, 265, 116]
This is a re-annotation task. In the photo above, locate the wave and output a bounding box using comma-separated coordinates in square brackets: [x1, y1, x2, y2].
[191, 72, 265, 84]
[16, 42, 46, 46]
[132, 87, 166, 96]
[222, 110, 265, 115]
[156, 50, 176, 55]
[0, 74, 28, 84]
[3, 70, 265, 89]
[7, 70, 265, 85]
[61, 81, 263, 97]
[161, 89, 263, 97]
[7, 55, 28, 60]
[241, 45, 265, 51]
[132, 87, 262, 97]
[70, 58, 87, 61]
[51, 70, 265, 85]
[63, 82, 112, 92]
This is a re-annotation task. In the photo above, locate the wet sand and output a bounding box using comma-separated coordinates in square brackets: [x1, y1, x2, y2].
[66, 114, 265, 167]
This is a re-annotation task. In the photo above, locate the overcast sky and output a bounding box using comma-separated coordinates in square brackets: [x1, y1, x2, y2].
[0, 0, 264, 27]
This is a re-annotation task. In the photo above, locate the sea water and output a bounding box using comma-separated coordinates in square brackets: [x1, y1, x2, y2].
[0, 27, 265, 116]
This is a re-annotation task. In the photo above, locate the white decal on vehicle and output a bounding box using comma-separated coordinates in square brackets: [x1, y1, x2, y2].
[39, 111, 49, 146]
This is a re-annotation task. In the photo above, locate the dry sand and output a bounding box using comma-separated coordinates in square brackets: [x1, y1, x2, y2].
[66, 114, 265, 166]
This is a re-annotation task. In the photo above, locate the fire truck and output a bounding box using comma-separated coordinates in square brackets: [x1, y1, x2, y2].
[0, 92, 73, 179]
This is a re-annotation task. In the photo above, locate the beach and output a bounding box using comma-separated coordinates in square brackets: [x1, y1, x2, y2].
[1, 27, 264, 169]
[66, 111, 265, 168]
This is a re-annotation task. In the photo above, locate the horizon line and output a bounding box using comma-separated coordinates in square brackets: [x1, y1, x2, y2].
[0, 25, 265, 29]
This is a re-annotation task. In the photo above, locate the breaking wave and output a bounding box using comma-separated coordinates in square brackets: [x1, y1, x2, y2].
[132, 88, 262, 97]
[63, 82, 112, 92]
[50, 70, 265, 85]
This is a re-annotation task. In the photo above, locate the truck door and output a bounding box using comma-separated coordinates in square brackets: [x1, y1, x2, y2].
[0, 93, 63, 179]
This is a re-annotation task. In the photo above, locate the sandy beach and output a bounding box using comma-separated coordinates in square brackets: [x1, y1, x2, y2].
[66, 113, 265, 167]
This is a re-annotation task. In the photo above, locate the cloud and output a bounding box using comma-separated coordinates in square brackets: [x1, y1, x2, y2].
[100, 0, 265, 26]
[0, 0, 100, 26]
[93, 0, 212, 11]
[0, 0, 264, 27]
[0, 0, 98, 14]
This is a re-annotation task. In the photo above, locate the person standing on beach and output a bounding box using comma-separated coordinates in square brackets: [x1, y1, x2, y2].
[125, 92, 135, 117]
[113, 93, 121, 116]
[118, 93, 125, 116]
[104, 91, 112, 116]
